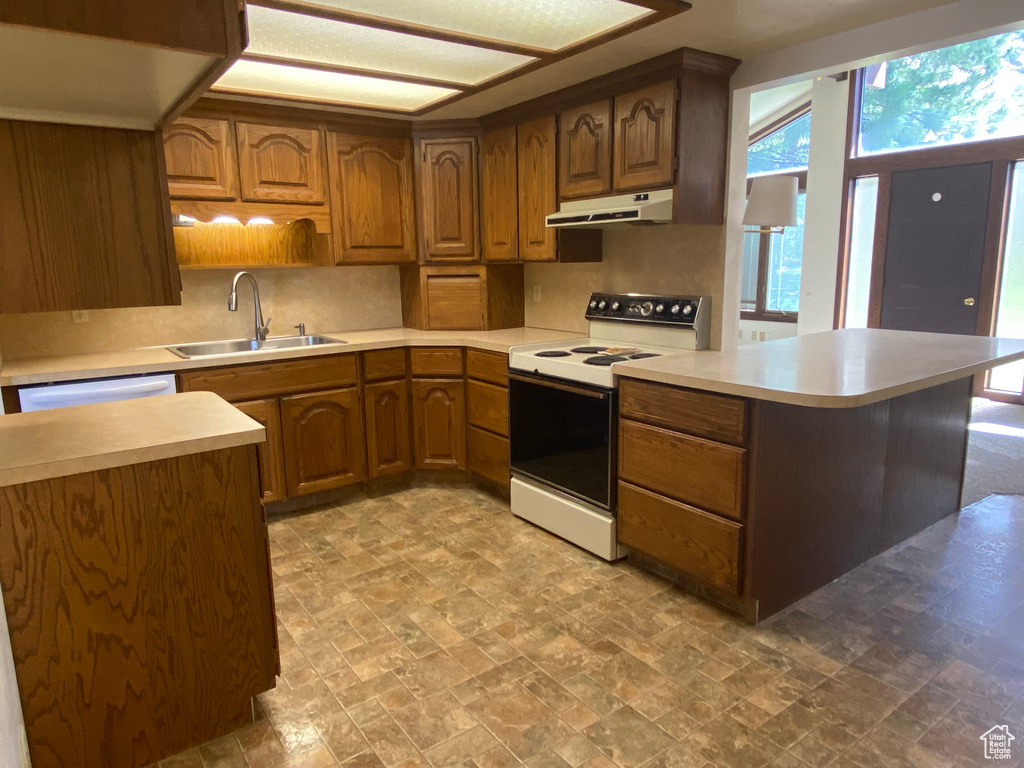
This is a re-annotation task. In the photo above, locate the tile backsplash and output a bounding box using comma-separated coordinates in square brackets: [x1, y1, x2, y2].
[0, 267, 403, 359]
[525, 224, 726, 349]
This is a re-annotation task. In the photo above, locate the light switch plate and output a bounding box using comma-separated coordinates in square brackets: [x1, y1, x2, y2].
[532, 284, 542, 303]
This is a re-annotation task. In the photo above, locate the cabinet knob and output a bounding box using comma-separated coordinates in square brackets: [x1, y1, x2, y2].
[964, 298, 976, 307]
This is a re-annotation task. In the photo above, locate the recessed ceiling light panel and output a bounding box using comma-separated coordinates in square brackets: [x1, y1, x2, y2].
[246, 6, 535, 85]
[213, 60, 458, 110]
[299, 0, 652, 51]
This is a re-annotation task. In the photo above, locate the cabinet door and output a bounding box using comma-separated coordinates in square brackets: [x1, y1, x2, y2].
[613, 80, 677, 192]
[517, 115, 557, 262]
[163, 117, 237, 200]
[281, 387, 365, 496]
[559, 100, 612, 200]
[481, 126, 518, 262]
[0, 120, 180, 313]
[236, 123, 326, 204]
[235, 398, 287, 503]
[364, 379, 412, 478]
[411, 379, 466, 470]
[419, 138, 479, 262]
[330, 132, 416, 263]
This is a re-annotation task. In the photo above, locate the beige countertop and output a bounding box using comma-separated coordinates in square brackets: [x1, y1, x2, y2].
[0, 327, 583, 387]
[613, 329, 1024, 408]
[0, 391, 265, 487]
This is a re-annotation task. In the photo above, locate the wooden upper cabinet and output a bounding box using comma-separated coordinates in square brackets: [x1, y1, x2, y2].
[329, 132, 416, 263]
[517, 115, 557, 262]
[412, 379, 466, 470]
[163, 118, 237, 200]
[418, 137, 479, 262]
[281, 387, 366, 496]
[364, 379, 412, 479]
[236, 123, 326, 204]
[559, 100, 612, 200]
[481, 126, 518, 262]
[613, 80, 678, 192]
[0, 119, 180, 314]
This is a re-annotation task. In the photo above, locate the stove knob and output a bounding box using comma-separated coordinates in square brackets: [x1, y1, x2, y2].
[682, 304, 694, 316]
[640, 301, 654, 317]
[655, 303, 665, 314]
[670, 303, 681, 315]
[589, 299, 598, 309]
[598, 300, 607, 310]
[611, 301, 621, 311]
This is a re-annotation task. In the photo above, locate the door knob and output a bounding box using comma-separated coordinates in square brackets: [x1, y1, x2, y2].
[964, 298, 976, 306]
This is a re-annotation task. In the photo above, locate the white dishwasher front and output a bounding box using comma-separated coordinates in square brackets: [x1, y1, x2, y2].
[18, 373, 178, 412]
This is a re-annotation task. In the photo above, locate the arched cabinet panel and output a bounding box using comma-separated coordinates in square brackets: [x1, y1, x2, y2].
[411, 379, 466, 469]
[163, 117, 237, 200]
[418, 137, 479, 262]
[281, 387, 365, 496]
[236, 123, 326, 204]
[613, 80, 677, 192]
[364, 379, 412, 478]
[559, 100, 612, 200]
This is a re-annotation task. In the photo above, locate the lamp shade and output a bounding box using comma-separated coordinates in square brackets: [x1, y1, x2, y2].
[743, 175, 799, 227]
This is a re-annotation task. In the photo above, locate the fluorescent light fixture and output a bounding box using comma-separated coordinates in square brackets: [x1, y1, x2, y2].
[300, 0, 652, 50]
[248, 217, 275, 225]
[246, 6, 533, 86]
[214, 59, 458, 111]
[212, 215, 242, 224]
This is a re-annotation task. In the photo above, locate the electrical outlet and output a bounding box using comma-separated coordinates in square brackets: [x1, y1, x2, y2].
[532, 284, 542, 303]
[738, 330, 743, 340]
[71, 309, 90, 324]
[759, 331, 766, 341]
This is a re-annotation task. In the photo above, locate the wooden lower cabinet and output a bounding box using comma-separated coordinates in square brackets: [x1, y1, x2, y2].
[364, 379, 411, 478]
[468, 427, 510, 488]
[234, 398, 287, 503]
[281, 387, 366, 496]
[412, 379, 466, 470]
[0, 445, 277, 768]
[618, 482, 741, 594]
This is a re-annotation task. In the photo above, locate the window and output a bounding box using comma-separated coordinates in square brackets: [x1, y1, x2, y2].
[742, 192, 806, 320]
[858, 30, 1024, 156]
[744, 107, 809, 321]
[748, 111, 811, 175]
[842, 177, 879, 328]
[989, 161, 1024, 395]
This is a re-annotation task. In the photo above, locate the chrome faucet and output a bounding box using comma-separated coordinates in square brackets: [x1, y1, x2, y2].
[228, 271, 271, 341]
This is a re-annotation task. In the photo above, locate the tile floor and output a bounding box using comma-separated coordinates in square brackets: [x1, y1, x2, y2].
[157, 486, 1024, 768]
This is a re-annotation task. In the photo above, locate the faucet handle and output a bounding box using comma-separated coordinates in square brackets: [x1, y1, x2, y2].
[294, 323, 306, 336]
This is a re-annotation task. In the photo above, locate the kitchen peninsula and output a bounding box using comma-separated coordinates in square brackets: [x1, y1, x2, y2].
[611, 329, 1024, 621]
[0, 393, 277, 768]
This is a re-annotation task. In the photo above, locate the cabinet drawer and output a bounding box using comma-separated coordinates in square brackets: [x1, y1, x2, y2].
[466, 349, 508, 386]
[619, 419, 745, 520]
[179, 354, 357, 401]
[620, 378, 748, 446]
[410, 347, 464, 377]
[468, 426, 509, 488]
[363, 348, 407, 382]
[618, 482, 742, 594]
[467, 379, 508, 436]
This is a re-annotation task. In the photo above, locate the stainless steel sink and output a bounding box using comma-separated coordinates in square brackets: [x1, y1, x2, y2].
[167, 335, 345, 360]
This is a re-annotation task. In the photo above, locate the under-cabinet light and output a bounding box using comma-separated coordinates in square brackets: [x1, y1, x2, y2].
[248, 217, 275, 225]
[212, 216, 242, 225]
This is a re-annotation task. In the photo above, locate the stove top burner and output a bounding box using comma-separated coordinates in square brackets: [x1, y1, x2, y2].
[534, 350, 572, 358]
[629, 352, 662, 359]
[583, 355, 629, 366]
[572, 346, 608, 354]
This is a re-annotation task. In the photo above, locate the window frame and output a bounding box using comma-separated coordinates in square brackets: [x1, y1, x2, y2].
[741, 170, 807, 323]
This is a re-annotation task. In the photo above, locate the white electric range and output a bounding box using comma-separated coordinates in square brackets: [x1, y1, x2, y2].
[507, 292, 711, 560]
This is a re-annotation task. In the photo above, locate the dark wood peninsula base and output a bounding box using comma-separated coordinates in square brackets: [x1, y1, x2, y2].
[617, 376, 974, 622]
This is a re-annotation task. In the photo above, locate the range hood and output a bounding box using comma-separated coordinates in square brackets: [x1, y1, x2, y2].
[546, 188, 674, 228]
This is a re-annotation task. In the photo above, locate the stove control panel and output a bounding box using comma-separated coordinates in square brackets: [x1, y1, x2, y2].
[585, 293, 706, 327]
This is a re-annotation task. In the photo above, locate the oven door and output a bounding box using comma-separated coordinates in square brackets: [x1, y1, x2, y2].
[508, 371, 617, 513]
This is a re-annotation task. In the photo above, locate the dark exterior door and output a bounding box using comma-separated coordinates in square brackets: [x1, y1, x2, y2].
[880, 163, 992, 334]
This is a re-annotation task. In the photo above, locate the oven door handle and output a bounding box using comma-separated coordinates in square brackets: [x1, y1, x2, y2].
[508, 371, 611, 399]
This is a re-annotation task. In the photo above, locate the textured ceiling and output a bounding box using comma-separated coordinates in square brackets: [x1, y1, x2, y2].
[424, 0, 960, 118]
